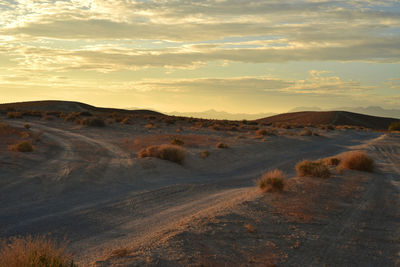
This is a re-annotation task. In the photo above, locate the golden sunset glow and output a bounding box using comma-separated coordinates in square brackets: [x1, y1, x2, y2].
[0, 0, 399, 117]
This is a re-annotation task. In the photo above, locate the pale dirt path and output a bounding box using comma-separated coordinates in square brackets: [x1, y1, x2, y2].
[280, 133, 400, 266]
[0, 120, 388, 266]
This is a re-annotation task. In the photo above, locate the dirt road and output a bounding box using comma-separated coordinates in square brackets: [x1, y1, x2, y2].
[1, 119, 398, 266]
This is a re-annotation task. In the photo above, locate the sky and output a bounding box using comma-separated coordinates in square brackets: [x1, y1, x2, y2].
[0, 0, 399, 114]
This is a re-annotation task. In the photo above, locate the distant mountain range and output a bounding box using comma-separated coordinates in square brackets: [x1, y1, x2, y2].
[289, 106, 400, 119]
[167, 109, 276, 120]
[169, 106, 400, 120]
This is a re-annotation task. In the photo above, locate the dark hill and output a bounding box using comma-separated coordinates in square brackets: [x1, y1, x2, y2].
[256, 111, 399, 130]
[0, 100, 162, 116]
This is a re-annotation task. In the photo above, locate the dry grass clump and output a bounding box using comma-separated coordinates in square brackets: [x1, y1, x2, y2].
[257, 169, 285, 193]
[80, 117, 105, 127]
[7, 112, 23, 119]
[299, 128, 313, 136]
[138, 144, 186, 164]
[0, 235, 76, 267]
[320, 157, 341, 166]
[0, 122, 21, 136]
[338, 151, 374, 172]
[255, 129, 268, 136]
[296, 160, 331, 178]
[121, 117, 131, 125]
[171, 138, 184, 146]
[145, 123, 154, 130]
[388, 122, 400, 131]
[244, 224, 256, 233]
[216, 142, 229, 149]
[9, 141, 34, 152]
[201, 150, 210, 158]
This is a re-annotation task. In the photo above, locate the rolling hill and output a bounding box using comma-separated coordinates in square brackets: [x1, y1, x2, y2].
[257, 111, 399, 130]
[0, 100, 162, 116]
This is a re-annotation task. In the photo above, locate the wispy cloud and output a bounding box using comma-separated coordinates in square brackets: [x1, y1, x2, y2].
[0, 0, 399, 111]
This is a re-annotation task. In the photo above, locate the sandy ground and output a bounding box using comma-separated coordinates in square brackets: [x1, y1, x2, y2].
[0, 116, 399, 266]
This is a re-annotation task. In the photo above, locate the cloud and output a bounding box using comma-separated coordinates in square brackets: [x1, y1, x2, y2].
[5, 37, 399, 73]
[0, 0, 398, 68]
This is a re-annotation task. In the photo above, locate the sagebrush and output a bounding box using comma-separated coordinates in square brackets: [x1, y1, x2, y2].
[257, 169, 285, 193]
[0, 235, 76, 267]
[138, 144, 186, 164]
[296, 160, 330, 178]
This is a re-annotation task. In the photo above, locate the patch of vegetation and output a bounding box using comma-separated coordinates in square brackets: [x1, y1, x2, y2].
[388, 122, 400, 131]
[320, 157, 341, 166]
[7, 112, 23, 119]
[121, 117, 131, 125]
[255, 129, 268, 136]
[257, 169, 285, 193]
[339, 151, 374, 172]
[138, 144, 186, 164]
[201, 150, 210, 158]
[9, 141, 34, 152]
[244, 224, 256, 233]
[0, 235, 76, 267]
[296, 160, 331, 178]
[171, 138, 184, 146]
[80, 117, 105, 127]
[216, 142, 229, 149]
[299, 128, 312, 136]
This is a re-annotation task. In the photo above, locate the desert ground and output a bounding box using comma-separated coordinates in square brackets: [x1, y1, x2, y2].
[0, 108, 399, 266]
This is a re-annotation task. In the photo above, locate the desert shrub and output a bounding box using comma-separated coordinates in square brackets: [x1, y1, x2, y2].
[339, 151, 374, 172]
[24, 124, 31, 130]
[296, 160, 330, 178]
[299, 128, 312, 136]
[164, 118, 176, 125]
[388, 122, 400, 131]
[80, 117, 105, 127]
[9, 141, 34, 152]
[121, 117, 131, 125]
[0, 235, 76, 267]
[64, 113, 79, 122]
[42, 115, 56, 121]
[78, 111, 92, 117]
[256, 129, 268, 136]
[7, 112, 23, 119]
[244, 224, 256, 233]
[321, 157, 341, 166]
[247, 126, 259, 131]
[138, 144, 185, 164]
[171, 138, 184, 146]
[216, 142, 229, 149]
[201, 150, 210, 158]
[145, 123, 153, 130]
[257, 169, 285, 193]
